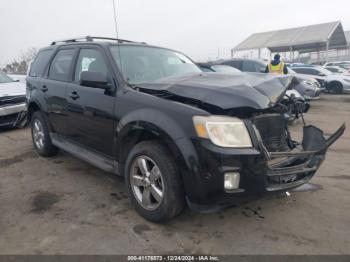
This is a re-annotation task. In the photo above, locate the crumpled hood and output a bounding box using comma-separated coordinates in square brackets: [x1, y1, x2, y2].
[137, 72, 294, 110]
[0, 81, 26, 98]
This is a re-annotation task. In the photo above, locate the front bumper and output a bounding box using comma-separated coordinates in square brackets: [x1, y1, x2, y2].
[0, 103, 26, 117]
[185, 123, 345, 208]
[342, 82, 350, 92]
[0, 103, 27, 127]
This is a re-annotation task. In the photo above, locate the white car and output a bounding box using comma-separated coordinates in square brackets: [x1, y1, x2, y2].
[0, 71, 26, 127]
[324, 66, 350, 76]
[292, 67, 350, 94]
[7, 74, 27, 83]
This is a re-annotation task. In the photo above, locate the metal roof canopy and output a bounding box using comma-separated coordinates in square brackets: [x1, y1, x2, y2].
[345, 30, 350, 46]
[234, 21, 347, 53]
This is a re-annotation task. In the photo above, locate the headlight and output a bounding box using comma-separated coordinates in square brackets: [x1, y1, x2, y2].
[302, 80, 314, 86]
[193, 115, 252, 148]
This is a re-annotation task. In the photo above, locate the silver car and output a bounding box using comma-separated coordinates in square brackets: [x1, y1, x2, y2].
[292, 66, 350, 94]
[0, 71, 26, 127]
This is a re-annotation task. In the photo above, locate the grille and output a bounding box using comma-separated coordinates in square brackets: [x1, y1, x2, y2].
[252, 114, 289, 152]
[0, 96, 26, 107]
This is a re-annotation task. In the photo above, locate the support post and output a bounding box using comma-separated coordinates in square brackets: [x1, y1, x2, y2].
[326, 40, 330, 63]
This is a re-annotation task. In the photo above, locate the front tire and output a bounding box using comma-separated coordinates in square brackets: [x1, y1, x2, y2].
[125, 140, 185, 222]
[31, 111, 58, 157]
[328, 82, 343, 94]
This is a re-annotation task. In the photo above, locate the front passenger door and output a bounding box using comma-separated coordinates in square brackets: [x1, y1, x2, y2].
[66, 48, 116, 157]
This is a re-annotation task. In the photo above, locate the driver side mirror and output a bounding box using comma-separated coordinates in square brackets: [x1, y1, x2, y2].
[80, 71, 109, 89]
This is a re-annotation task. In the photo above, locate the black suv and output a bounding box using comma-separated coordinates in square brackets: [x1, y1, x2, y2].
[26, 37, 345, 222]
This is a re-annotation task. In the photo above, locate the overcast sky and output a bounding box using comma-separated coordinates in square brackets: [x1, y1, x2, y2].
[1, 0, 350, 65]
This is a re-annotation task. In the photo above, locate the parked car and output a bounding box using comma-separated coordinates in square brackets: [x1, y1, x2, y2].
[0, 71, 26, 128]
[324, 61, 350, 69]
[292, 66, 350, 94]
[289, 63, 315, 68]
[26, 37, 345, 222]
[197, 63, 241, 74]
[288, 68, 323, 100]
[324, 66, 350, 75]
[218, 59, 322, 100]
[8, 74, 27, 83]
[219, 58, 267, 73]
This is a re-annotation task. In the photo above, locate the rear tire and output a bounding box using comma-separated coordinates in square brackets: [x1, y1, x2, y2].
[31, 111, 58, 157]
[125, 140, 185, 222]
[328, 82, 343, 94]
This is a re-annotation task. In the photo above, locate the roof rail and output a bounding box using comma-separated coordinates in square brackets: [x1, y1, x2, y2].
[50, 36, 144, 46]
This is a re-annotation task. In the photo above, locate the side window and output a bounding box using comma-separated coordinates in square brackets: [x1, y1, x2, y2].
[223, 60, 242, 70]
[304, 68, 318, 75]
[29, 50, 54, 77]
[199, 66, 213, 72]
[293, 68, 307, 74]
[74, 49, 110, 84]
[48, 49, 75, 82]
[254, 62, 267, 73]
[242, 61, 256, 72]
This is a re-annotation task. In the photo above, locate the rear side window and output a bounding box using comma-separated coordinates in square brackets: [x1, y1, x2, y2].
[294, 68, 319, 75]
[29, 50, 53, 77]
[223, 60, 243, 70]
[48, 49, 75, 81]
[293, 68, 309, 74]
[242, 61, 256, 72]
[242, 61, 266, 72]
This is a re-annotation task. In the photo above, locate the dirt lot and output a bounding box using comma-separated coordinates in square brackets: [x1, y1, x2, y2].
[0, 94, 349, 255]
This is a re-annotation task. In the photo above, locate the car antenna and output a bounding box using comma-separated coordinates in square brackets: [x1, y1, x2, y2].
[112, 0, 119, 39]
[112, 0, 125, 81]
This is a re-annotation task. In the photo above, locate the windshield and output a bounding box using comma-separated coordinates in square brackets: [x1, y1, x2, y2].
[110, 46, 201, 85]
[0, 71, 14, 84]
[211, 65, 241, 74]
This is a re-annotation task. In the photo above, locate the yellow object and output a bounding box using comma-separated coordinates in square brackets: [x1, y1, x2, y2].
[268, 62, 285, 74]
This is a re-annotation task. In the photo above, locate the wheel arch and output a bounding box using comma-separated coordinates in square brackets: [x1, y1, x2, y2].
[28, 101, 41, 121]
[116, 121, 188, 173]
[115, 108, 201, 192]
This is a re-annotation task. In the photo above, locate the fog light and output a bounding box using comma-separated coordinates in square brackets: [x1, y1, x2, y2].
[224, 172, 240, 190]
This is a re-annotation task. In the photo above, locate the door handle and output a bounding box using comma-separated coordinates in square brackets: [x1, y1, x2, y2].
[69, 91, 80, 100]
[41, 85, 48, 92]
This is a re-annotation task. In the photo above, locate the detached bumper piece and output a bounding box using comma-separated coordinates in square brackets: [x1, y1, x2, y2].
[265, 124, 345, 191]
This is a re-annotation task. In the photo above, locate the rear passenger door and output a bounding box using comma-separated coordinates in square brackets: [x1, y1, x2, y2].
[27, 49, 54, 95]
[65, 47, 116, 157]
[44, 48, 76, 136]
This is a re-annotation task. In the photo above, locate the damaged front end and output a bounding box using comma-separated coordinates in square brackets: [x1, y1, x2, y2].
[134, 73, 345, 199]
[251, 113, 345, 191]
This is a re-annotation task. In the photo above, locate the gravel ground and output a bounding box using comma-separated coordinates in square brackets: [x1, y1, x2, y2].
[0, 94, 349, 255]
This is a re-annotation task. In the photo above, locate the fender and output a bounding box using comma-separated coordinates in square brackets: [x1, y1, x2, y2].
[116, 108, 202, 194]
[116, 108, 198, 163]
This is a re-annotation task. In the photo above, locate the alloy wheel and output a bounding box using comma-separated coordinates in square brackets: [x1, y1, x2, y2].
[33, 119, 45, 150]
[130, 155, 164, 211]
